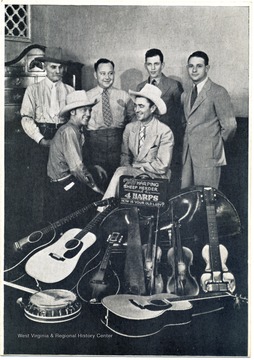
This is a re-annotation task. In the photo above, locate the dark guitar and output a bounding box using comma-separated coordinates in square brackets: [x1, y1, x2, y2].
[167, 220, 199, 296]
[25, 204, 116, 284]
[77, 232, 123, 304]
[200, 187, 236, 293]
[4, 198, 115, 282]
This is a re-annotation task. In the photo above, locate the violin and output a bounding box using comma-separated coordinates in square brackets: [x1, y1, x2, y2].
[166, 220, 199, 296]
[142, 216, 164, 295]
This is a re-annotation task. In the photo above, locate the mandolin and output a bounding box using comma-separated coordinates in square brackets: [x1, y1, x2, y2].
[76, 232, 123, 304]
[4, 198, 115, 282]
[25, 205, 115, 284]
[200, 187, 236, 293]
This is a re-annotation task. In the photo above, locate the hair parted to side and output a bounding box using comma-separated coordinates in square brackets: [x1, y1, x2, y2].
[94, 58, 115, 72]
[145, 48, 164, 63]
[188, 51, 209, 66]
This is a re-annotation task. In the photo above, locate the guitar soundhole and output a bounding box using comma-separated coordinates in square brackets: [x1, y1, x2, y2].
[65, 239, 80, 249]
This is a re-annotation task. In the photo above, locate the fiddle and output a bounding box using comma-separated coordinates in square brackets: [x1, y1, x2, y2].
[142, 216, 164, 295]
[166, 220, 199, 296]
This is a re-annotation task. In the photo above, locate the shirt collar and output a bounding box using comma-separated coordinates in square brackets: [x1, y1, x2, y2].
[149, 76, 162, 86]
[45, 76, 61, 89]
[97, 85, 113, 94]
[196, 76, 208, 94]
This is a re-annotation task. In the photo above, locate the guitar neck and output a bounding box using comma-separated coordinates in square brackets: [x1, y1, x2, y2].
[75, 205, 115, 241]
[204, 188, 221, 273]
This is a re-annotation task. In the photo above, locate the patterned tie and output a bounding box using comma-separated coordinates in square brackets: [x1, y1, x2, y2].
[190, 84, 198, 108]
[102, 89, 113, 127]
[50, 83, 60, 118]
[138, 125, 146, 153]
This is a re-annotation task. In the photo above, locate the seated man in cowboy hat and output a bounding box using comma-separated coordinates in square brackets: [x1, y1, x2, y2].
[47, 90, 107, 221]
[20, 47, 75, 223]
[98, 83, 174, 205]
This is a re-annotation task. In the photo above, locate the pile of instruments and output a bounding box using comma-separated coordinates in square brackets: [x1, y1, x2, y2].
[4, 186, 247, 337]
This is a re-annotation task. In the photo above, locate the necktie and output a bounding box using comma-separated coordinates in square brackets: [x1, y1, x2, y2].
[151, 79, 157, 86]
[102, 89, 113, 127]
[190, 84, 198, 108]
[50, 83, 60, 118]
[138, 125, 146, 153]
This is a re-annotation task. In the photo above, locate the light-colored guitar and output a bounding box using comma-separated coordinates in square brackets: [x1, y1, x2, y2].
[25, 205, 115, 284]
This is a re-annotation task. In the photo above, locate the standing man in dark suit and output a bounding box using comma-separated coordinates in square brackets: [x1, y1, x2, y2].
[137, 48, 183, 191]
[181, 51, 237, 190]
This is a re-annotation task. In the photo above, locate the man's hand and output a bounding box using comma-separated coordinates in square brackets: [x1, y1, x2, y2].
[94, 165, 108, 180]
[84, 173, 105, 195]
[40, 139, 51, 147]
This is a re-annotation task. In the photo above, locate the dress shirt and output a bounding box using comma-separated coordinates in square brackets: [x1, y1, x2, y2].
[47, 122, 87, 181]
[86, 86, 135, 130]
[21, 77, 74, 143]
[196, 76, 208, 94]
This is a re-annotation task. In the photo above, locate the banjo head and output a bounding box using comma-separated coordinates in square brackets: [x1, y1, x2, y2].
[23, 289, 81, 323]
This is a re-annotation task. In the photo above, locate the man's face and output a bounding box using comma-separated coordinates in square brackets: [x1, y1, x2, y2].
[134, 97, 155, 122]
[94, 62, 115, 89]
[72, 106, 93, 127]
[187, 57, 209, 84]
[145, 55, 164, 79]
[45, 62, 64, 82]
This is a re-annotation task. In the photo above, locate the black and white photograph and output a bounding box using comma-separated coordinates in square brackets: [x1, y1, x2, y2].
[2, 1, 251, 356]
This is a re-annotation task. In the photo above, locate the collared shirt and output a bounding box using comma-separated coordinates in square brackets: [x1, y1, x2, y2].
[21, 77, 74, 143]
[149, 76, 162, 86]
[47, 122, 86, 181]
[196, 76, 209, 94]
[86, 86, 135, 130]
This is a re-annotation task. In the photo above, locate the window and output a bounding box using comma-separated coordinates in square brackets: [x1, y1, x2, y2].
[5, 5, 31, 41]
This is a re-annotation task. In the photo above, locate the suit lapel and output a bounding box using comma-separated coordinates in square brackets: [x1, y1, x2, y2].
[136, 119, 157, 161]
[186, 78, 212, 117]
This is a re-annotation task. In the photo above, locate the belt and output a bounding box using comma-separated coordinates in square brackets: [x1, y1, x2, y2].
[49, 174, 72, 183]
[87, 128, 123, 135]
[36, 122, 65, 129]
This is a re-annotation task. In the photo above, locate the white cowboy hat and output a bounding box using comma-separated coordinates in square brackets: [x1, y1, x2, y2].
[60, 90, 98, 116]
[129, 83, 167, 115]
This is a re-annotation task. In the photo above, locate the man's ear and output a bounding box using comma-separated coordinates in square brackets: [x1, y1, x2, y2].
[94, 71, 98, 80]
[205, 65, 210, 73]
[161, 62, 165, 70]
[70, 109, 76, 116]
[151, 104, 157, 113]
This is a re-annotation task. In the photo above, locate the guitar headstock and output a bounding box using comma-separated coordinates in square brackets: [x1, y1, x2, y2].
[106, 232, 123, 246]
[203, 187, 217, 205]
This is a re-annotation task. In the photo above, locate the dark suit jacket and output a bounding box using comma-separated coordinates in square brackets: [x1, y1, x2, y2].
[182, 78, 237, 170]
[137, 73, 183, 144]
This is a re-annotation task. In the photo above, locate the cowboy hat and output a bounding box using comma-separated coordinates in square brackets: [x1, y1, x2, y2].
[60, 91, 98, 116]
[35, 47, 69, 64]
[129, 83, 167, 115]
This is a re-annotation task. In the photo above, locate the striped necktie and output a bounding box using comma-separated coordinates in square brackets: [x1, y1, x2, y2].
[138, 125, 146, 153]
[102, 89, 113, 127]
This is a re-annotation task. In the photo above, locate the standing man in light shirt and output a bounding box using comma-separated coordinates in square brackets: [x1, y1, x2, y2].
[86, 58, 135, 188]
[181, 50, 237, 190]
[136, 48, 183, 191]
[20, 47, 74, 223]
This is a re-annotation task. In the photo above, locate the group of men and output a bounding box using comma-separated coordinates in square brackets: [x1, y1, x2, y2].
[20, 47, 237, 223]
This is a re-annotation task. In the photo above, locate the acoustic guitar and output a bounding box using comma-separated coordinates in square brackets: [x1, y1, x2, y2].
[200, 187, 236, 293]
[4, 198, 115, 282]
[25, 205, 115, 284]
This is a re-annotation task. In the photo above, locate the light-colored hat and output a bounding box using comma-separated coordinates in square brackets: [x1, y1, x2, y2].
[35, 47, 68, 64]
[129, 83, 167, 115]
[60, 90, 98, 116]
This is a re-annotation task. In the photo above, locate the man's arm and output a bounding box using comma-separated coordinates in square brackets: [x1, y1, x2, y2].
[214, 86, 237, 142]
[20, 85, 45, 144]
[120, 125, 133, 166]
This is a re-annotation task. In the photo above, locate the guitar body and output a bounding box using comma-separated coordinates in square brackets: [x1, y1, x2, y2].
[4, 225, 57, 282]
[25, 228, 96, 283]
[101, 293, 193, 337]
[77, 262, 120, 304]
[166, 246, 199, 296]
